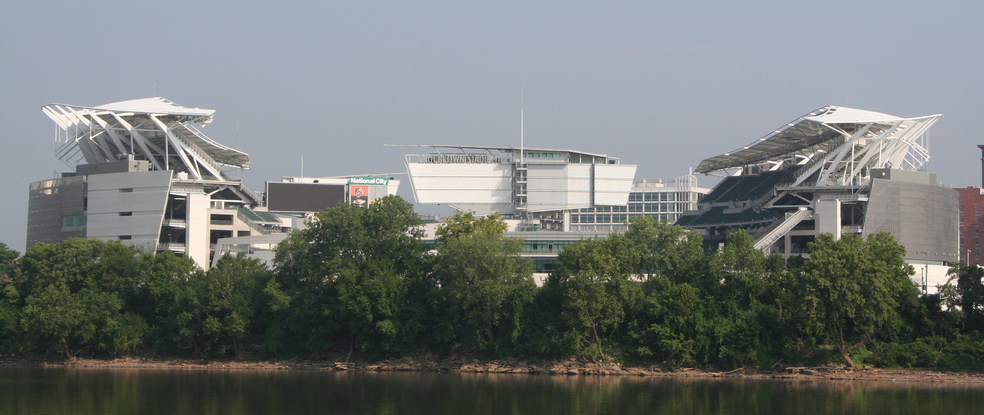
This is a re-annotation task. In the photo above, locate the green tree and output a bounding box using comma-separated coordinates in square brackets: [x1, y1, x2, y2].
[137, 250, 202, 354]
[796, 233, 917, 368]
[551, 235, 639, 361]
[435, 211, 508, 242]
[709, 230, 772, 367]
[17, 239, 152, 357]
[432, 212, 535, 354]
[271, 195, 427, 358]
[21, 282, 84, 357]
[0, 243, 21, 353]
[626, 277, 705, 364]
[622, 216, 709, 285]
[178, 254, 268, 357]
[945, 264, 984, 333]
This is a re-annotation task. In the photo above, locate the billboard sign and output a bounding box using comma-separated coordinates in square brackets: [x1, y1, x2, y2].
[350, 185, 369, 207]
[266, 182, 345, 212]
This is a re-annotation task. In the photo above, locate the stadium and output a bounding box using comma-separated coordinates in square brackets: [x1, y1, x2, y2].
[29, 98, 398, 269]
[677, 106, 958, 292]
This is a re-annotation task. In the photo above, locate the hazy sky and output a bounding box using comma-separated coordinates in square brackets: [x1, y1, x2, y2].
[3, 1, 983, 252]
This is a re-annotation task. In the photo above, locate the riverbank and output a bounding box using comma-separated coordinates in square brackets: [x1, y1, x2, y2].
[4, 355, 984, 384]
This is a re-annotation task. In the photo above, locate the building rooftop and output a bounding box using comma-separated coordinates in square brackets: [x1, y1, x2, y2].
[694, 106, 941, 174]
[42, 97, 249, 180]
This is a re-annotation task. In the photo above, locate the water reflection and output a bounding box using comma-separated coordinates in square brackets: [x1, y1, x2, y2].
[1, 368, 982, 415]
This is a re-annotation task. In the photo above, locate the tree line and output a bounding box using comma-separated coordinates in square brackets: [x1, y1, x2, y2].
[2, 195, 984, 369]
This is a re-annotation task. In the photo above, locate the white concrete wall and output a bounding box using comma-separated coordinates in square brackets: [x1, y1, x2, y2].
[526, 164, 593, 211]
[593, 164, 636, 205]
[816, 198, 842, 239]
[407, 163, 514, 214]
[186, 193, 210, 269]
[86, 170, 171, 249]
[910, 262, 953, 296]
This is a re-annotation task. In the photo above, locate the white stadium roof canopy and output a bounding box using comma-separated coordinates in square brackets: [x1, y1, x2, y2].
[43, 97, 249, 180]
[694, 106, 941, 174]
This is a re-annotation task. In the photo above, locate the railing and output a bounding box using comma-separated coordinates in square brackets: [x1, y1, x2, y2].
[236, 209, 272, 235]
[753, 208, 812, 251]
[158, 242, 186, 251]
[162, 218, 187, 227]
[185, 123, 250, 169]
[237, 181, 262, 205]
[171, 125, 226, 175]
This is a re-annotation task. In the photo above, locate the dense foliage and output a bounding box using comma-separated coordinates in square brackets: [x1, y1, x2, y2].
[1, 197, 981, 370]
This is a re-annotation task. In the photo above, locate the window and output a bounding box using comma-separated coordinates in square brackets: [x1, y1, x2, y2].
[118, 235, 132, 240]
[119, 188, 133, 193]
[961, 205, 965, 212]
[62, 215, 86, 228]
[119, 212, 133, 217]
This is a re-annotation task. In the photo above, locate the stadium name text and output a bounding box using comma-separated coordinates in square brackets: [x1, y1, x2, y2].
[348, 177, 390, 185]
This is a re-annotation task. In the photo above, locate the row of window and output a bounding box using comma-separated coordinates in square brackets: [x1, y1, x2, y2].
[629, 203, 688, 213]
[579, 206, 628, 213]
[62, 215, 86, 228]
[570, 213, 677, 224]
[579, 202, 690, 214]
[628, 192, 682, 202]
[522, 240, 577, 252]
[524, 152, 561, 159]
[960, 205, 980, 213]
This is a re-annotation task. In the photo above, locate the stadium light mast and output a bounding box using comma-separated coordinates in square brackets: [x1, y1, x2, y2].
[520, 83, 524, 166]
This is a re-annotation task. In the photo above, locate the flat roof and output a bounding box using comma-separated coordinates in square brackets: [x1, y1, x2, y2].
[389, 144, 617, 161]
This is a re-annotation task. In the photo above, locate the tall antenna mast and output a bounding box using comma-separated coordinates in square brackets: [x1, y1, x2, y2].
[520, 83, 524, 165]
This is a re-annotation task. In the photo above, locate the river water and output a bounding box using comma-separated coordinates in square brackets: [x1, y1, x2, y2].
[1, 367, 981, 414]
